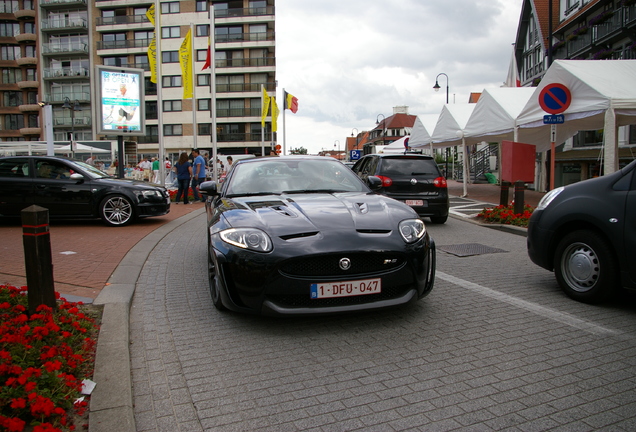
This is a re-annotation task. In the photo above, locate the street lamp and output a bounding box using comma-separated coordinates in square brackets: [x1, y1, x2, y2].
[334, 140, 340, 160]
[62, 97, 82, 159]
[433, 73, 449, 104]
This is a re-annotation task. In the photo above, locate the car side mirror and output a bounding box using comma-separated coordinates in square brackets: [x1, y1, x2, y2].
[199, 180, 218, 196]
[70, 173, 84, 183]
[367, 176, 383, 191]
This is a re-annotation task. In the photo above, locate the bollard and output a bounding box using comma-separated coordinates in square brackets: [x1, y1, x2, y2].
[514, 180, 525, 215]
[21, 205, 56, 314]
[499, 181, 510, 206]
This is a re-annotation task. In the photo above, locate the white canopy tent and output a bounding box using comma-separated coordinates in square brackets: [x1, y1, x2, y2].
[431, 104, 476, 197]
[516, 60, 636, 174]
[55, 143, 111, 154]
[408, 114, 439, 156]
[379, 136, 410, 154]
[463, 87, 535, 144]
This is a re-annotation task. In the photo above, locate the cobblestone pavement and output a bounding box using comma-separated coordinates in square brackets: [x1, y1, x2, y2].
[129, 212, 636, 432]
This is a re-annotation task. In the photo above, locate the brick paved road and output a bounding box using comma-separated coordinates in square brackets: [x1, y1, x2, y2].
[130, 213, 636, 431]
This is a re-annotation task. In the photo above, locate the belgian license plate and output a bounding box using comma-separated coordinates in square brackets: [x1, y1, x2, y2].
[310, 278, 381, 299]
[406, 200, 424, 206]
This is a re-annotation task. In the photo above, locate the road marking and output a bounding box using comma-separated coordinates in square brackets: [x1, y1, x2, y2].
[437, 271, 618, 336]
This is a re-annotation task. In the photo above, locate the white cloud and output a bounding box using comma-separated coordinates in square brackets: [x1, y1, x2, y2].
[275, 0, 524, 154]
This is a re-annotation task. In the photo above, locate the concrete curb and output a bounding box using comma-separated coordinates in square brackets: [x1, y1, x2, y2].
[448, 212, 528, 237]
[88, 208, 205, 432]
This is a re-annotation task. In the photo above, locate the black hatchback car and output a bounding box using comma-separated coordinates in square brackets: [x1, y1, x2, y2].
[0, 156, 170, 226]
[352, 154, 449, 223]
[527, 159, 636, 303]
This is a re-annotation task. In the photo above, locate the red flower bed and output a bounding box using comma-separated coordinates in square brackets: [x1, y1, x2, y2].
[167, 189, 196, 202]
[476, 204, 534, 227]
[0, 285, 99, 432]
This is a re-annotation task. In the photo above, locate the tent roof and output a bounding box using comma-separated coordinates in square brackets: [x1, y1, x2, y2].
[517, 60, 636, 151]
[408, 115, 438, 148]
[380, 136, 410, 153]
[463, 87, 535, 144]
[430, 104, 476, 148]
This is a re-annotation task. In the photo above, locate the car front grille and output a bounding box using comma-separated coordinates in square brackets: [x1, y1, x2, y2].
[267, 284, 411, 308]
[279, 252, 405, 278]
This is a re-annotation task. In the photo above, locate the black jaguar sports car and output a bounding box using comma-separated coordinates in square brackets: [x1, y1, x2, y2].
[200, 155, 436, 316]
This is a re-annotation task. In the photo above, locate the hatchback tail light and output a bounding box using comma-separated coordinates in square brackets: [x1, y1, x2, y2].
[377, 175, 393, 187]
[433, 176, 447, 188]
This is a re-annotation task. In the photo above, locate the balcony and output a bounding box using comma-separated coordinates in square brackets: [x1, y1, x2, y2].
[19, 127, 41, 136]
[15, 33, 37, 43]
[53, 116, 92, 127]
[41, 18, 88, 32]
[216, 31, 275, 44]
[40, 0, 88, 9]
[44, 93, 90, 103]
[19, 104, 41, 112]
[41, 42, 88, 55]
[96, 38, 151, 50]
[17, 81, 39, 89]
[567, 31, 591, 57]
[42, 67, 90, 79]
[215, 6, 275, 19]
[216, 82, 275, 93]
[217, 132, 272, 142]
[215, 57, 275, 69]
[217, 108, 261, 118]
[14, 9, 36, 20]
[95, 15, 150, 26]
[593, 8, 623, 44]
[16, 57, 37, 66]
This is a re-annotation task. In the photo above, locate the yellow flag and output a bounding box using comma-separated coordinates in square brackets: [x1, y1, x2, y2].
[179, 29, 193, 99]
[146, 4, 155, 24]
[271, 97, 280, 132]
[146, 4, 157, 83]
[261, 87, 270, 127]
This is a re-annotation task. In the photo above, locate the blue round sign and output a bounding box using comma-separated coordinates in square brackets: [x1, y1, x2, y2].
[539, 83, 572, 115]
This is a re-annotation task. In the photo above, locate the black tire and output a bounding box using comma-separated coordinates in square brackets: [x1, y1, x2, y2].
[553, 230, 618, 304]
[208, 238, 227, 311]
[430, 215, 448, 224]
[99, 195, 135, 227]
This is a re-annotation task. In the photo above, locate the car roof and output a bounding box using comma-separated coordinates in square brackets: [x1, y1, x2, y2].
[365, 153, 435, 160]
[237, 155, 339, 163]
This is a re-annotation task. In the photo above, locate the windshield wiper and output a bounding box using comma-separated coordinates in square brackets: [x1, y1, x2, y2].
[282, 189, 347, 194]
[227, 191, 280, 197]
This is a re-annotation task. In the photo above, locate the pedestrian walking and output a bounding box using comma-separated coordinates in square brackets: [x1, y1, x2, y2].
[151, 157, 160, 184]
[191, 149, 206, 202]
[174, 152, 193, 204]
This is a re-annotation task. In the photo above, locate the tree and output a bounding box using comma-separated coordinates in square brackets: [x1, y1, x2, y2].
[289, 147, 308, 155]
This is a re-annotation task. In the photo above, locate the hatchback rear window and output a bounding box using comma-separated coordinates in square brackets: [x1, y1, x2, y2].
[380, 158, 438, 176]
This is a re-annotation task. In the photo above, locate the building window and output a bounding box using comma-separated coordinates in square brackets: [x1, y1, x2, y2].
[162, 76, 182, 87]
[1, 46, 20, 60]
[103, 56, 128, 67]
[145, 78, 157, 95]
[196, 49, 208, 61]
[162, 51, 179, 63]
[198, 123, 211, 135]
[146, 101, 157, 119]
[3, 114, 24, 130]
[2, 69, 21, 84]
[162, 26, 180, 39]
[164, 124, 182, 136]
[197, 99, 210, 111]
[163, 100, 182, 112]
[196, 24, 209, 37]
[196, 1, 208, 12]
[0, 22, 19, 37]
[161, 2, 179, 14]
[4, 91, 22, 107]
[197, 74, 210, 86]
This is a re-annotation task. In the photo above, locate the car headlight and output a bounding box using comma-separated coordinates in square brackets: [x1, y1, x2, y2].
[399, 219, 426, 243]
[536, 187, 563, 211]
[138, 190, 162, 200]
[220, 228, 272, 252]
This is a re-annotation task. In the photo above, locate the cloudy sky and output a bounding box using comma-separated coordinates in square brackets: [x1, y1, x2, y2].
[274, 0, 524, 155]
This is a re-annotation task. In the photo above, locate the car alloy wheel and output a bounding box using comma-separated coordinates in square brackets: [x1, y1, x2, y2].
[100, 195, 134, 226]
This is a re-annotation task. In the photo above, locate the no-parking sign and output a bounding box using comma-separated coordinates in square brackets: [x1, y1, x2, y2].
[538, 83, 572, 114]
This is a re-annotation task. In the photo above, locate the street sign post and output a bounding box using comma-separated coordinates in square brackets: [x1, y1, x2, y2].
[539, 84, 572, 191]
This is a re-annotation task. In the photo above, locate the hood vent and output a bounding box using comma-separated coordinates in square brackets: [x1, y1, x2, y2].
[356, 229, 391, 234]
[279, 231, 319, 241]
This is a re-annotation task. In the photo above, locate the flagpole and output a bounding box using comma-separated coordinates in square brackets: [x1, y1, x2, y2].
[155, 0, 165, 185]
[282, 88, 286, 155]
[261, 84, 265, 156]
[190, 23, 197, 149]
[209, 6, 218, 182]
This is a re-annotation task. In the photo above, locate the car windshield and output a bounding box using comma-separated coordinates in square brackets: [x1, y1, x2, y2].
[72, 161, 110, 179]
[226, 159, 367, 196]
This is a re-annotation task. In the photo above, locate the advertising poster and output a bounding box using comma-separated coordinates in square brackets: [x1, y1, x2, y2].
[97, 66, 145, 136]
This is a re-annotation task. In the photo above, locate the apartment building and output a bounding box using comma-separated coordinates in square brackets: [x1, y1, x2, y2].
[514, 0, 636, 184]
[0, 0, 276, 158]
